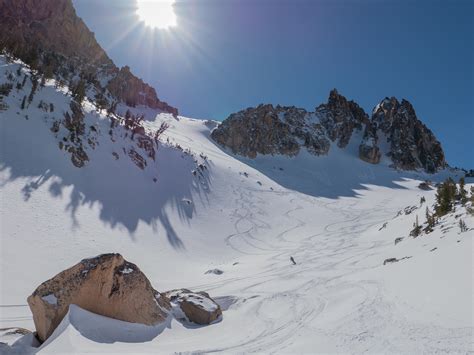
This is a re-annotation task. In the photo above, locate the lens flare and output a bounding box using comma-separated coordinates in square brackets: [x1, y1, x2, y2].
[136, 0, 177, 29]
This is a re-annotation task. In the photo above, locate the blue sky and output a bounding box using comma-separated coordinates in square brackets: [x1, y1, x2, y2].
[73, 0, 473, 168]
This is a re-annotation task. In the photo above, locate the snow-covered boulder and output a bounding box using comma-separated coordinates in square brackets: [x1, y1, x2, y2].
[165, 289, 222, 325]
[27, 253, 170, 342]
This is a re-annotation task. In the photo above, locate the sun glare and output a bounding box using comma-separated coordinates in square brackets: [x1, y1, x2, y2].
[136, 0, 177, 30]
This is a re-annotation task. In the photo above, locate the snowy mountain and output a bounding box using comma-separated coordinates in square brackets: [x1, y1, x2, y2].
[211, 89, 447, 173]
[0, 1, 473, 353]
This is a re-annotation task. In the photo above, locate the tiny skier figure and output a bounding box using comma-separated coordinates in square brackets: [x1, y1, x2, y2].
[290, 256, 296, 265]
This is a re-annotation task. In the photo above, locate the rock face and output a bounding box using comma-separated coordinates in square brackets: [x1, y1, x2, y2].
[0, 0, 111, 66]
[316, 89, 369, 148]
[0, 0, 177, 115]
[27, 254, 170, 342]
[165, 289, 222, 325]
[107, 66, 178, 115]
[359, 122, 381, 164]
[211, 104, 329, 158]
[211, 90, 447, 173]
[371, 97, 446, 173]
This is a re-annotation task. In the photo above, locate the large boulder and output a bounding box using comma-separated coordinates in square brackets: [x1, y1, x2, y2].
[165, 289, 222, 325]
[27, 253, 170, 342]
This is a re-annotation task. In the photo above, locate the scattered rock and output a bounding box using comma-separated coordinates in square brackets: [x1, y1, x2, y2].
[165, 289, 222, 325]
[136, 135, 155, 160]
[27, 253, 170, 342]
[430, 247, 437, 252]
[379, 222, 388, 231]
[70, 146, 89, 168]
[394, 237, 404, 245]
[128, 149, 147, 169]
[418, 181, 432, 190]
[383, 257, 398, 265]
[404, 206, 417, 215]
[205, 269, 224, 275]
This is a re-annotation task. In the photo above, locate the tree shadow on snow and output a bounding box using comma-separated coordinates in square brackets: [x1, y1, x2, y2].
[0, 114, 212, 250]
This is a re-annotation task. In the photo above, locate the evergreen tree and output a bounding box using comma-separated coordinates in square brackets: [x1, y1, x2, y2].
[20, 95, 26, 110]
[459, 177, 467, 205]
[27, 76, 38, 104]
[435, 178, 456, 216]
[410, 215, 422, 237]
[72, 79, 86, 103]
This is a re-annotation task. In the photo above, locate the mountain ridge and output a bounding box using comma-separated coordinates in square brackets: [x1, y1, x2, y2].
[0, 0, 178, 115]
[211, 89, 447, 173]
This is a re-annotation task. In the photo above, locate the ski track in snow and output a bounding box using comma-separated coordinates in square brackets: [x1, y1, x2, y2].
[0, 70, 472, 353]
[182, 179, 471, 353]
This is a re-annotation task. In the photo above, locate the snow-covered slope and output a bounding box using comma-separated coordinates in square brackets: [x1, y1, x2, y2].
[1, 57, 472, 353]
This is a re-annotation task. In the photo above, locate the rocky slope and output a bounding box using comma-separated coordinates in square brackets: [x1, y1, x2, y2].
[211, 89, 447, 173]
[0, 0, 177, 115]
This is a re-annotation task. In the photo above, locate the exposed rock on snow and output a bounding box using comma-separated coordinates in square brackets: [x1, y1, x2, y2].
[165, 289, 222, 325]
[128, 148, 147, 170]
[316, 89, 369, 148]
[383, 257, 399, 265]
[372, 97, 446, 173]
[359, 122, 381, 164]
[205, 268, 224, 275]
[418, 181, 433, 190]
[27, 253, 170, 342]
[211, 90, 447, 173]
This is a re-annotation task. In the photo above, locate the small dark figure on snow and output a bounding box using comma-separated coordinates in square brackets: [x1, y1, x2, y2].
[290, 256, 296, 265]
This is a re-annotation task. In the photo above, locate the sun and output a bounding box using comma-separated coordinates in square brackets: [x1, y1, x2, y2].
[136, 0, 177, 30]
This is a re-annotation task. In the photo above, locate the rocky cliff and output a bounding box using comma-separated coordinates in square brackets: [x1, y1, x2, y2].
[0, 0, 177, 115]
[211, 90, 447, 173]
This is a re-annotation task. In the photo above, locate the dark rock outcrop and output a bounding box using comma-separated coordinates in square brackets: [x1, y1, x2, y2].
[27, 254, 170, 342]
[316, 89, 369, 148]
[128, 149, 147, 170]
[211, 104, 329, 158]
[359, 122, 381, 164]
[371, 97, 446, 173]
[211, 90, 447, 173]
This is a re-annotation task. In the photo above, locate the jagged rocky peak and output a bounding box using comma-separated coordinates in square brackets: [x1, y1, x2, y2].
[370, 96, 447, 173]
[210, 89, 369, 159]
[316, 89, 369, 148]
[0, 0, 177, 115]
[211, 90, 448, 173]
[210, 103, 330, 159]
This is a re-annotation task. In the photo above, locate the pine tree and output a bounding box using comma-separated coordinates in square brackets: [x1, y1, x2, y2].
[459, 177, 467, 205]
[459, 219, 467, 233]
[27, 77, 38, 104]
[20, 95, 26, 110]
[435, 178, 456, 216]
[72, 79, 86, 104]
[410, 215, 422, 237]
